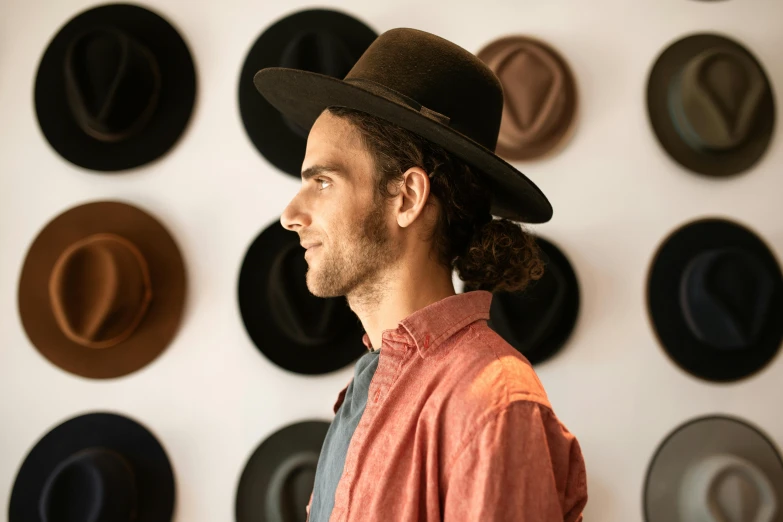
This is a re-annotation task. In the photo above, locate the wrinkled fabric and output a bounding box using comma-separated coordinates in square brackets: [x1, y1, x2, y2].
[306, 290, 587, 522]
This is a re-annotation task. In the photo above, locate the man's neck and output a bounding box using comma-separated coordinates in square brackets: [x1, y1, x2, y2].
[346, 262, 456, 351]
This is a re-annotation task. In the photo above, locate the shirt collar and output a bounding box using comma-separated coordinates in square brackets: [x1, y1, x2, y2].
[361, 290, 492, 358]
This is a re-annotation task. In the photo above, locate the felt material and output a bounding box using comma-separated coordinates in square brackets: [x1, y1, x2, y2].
[9, 412, 175, 522]
[235, 420, 331, 522]
[646, 217, 783, 382]
[646, 33, 775, 177]
[34, 3, 196, 172]
[237, 219, 366, 375]
[17, 200, 187, 379]
[254, 27, 553, 224]
[464, 236, 580, 365]
[643, 414, 783, 522]
[238, 9, 377, 178]
[477, 35, 579, 161]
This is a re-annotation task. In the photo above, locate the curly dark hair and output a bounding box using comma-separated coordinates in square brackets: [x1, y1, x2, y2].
[326, 106, 545, 294]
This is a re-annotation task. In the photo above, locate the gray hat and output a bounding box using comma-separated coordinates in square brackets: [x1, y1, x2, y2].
[644, 415, 783, 522]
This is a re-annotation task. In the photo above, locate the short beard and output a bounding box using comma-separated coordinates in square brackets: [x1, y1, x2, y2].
[305, 195, 397, 307]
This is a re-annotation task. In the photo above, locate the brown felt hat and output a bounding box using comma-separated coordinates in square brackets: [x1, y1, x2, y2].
[253, 27, 553, 224]
[17, 201, 187, 379]
[476, 35, 578, 162]
[646, 32, 776, 177]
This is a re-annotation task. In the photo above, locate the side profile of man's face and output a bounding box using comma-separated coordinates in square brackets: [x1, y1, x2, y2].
[280, 110, 400, 298]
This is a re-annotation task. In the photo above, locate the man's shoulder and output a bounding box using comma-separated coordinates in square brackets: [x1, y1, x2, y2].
[438, 322, 552, 417]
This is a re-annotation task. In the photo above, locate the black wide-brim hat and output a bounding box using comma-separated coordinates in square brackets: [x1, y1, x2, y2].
[646, 33, 775, 177]
[465, 236, 579, 365]
[646, 217, 783, 382]
[9, 412, 175, 522]
[34, 3, 197, 172]
[238, 219, 366, 374]
[235, 420, 330, 522]
[253, 27, 553, 224]
[238, 9, 377, 177]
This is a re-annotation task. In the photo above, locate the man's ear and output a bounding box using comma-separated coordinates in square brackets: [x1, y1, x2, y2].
[395, 167, 431, 228]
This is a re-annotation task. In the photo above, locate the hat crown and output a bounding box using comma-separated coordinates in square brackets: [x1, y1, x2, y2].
[265, 451, 319, 521]
[49, 233, 153, 349]
[342, 28, 505, 151]
[669, 47, 766, 152]
[680, 453, 778, 522]
[679, 247, 775, 350]
[482, 39, 569, 147]
[64, 27, 161, 142]
[279, 29, 356, 137]
[491, 253, 567, 347]
[39, 447, 138, 522]
[267, 241, 353, 345]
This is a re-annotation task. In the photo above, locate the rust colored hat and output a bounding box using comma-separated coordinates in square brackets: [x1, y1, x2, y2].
[17, 201, 187, 379]
[476, 35, 578, 161]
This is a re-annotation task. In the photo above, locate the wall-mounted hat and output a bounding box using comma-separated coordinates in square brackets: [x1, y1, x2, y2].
[644, 414, 783, 522]
[465, 236, 580, 365]
[476, 35, 578, 162]
[238, 9, 377, 178]
[17, 201, 187, 379]
[235, 420, 330, 522]
[646, 33, 775, 177]
[34, 3, 196, 172]
[9, 412, 175, 522]
[238, 220, 366, 374]
[254, 27, 553, 224]
[646, 217, 783, 383]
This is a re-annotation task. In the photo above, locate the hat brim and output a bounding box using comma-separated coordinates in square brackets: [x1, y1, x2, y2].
[643, 414, 783, 522]
[238, 9, 377, 177]
[646, 217, 783, 382]
[476, 35, 579, 162]
[17, 201, 187, 379]
[237, 220, 367, 375]
[253, 68, 553, 223]
[9, 412, 175, 522]
[646, 33, 775, 177]
[34, 4, 197, 172]
[235, 420, 330, 522]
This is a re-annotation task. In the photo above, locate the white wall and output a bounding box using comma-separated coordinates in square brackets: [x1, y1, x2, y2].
[1, 0, 782, 520]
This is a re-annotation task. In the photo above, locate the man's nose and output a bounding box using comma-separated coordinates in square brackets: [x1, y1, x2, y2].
[280, 193, 310, 232]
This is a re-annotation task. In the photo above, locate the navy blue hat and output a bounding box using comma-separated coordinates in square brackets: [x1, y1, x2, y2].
[9, 412, 175, 522]
[646, 217, 783, 382]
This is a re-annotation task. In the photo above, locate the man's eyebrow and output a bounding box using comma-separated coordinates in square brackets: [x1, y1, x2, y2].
[300, 164, 346, 181]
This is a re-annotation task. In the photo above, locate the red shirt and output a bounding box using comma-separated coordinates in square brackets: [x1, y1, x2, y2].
[307, 290, 588, 521]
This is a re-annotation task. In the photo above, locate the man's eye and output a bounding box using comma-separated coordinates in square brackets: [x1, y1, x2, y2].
[315, 178, 331, 190]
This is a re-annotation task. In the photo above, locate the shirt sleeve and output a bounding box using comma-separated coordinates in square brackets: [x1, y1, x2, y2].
[442, 400, 588, 522]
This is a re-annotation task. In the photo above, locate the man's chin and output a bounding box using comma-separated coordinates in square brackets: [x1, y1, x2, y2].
[305, 272, 344, 299]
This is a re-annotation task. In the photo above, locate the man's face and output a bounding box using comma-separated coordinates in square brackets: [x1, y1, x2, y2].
[280, 110, 399, 298]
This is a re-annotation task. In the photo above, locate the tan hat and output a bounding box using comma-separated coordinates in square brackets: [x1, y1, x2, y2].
[476, 35, 578, 161]
[17, 201, 186, 379]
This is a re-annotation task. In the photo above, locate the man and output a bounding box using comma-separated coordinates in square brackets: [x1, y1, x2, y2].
[254, 27, 587, 521]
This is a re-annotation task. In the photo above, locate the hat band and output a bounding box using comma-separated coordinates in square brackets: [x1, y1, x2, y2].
[343, 77, 451, 126]
[667, 70, 710, 152]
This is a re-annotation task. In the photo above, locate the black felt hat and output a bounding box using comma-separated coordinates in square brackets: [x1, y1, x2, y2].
[466, 236, 580, 365]
[235, 420, 330, 522]
[646, 33, 775, 177]
[254, 27, 553, 223]
[238, 219, 367, 375]
[646, 217, 783, 382]
[238, 8, 377, 177]
[34, 3, 197, 172]
[8, 412, 175, 522]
